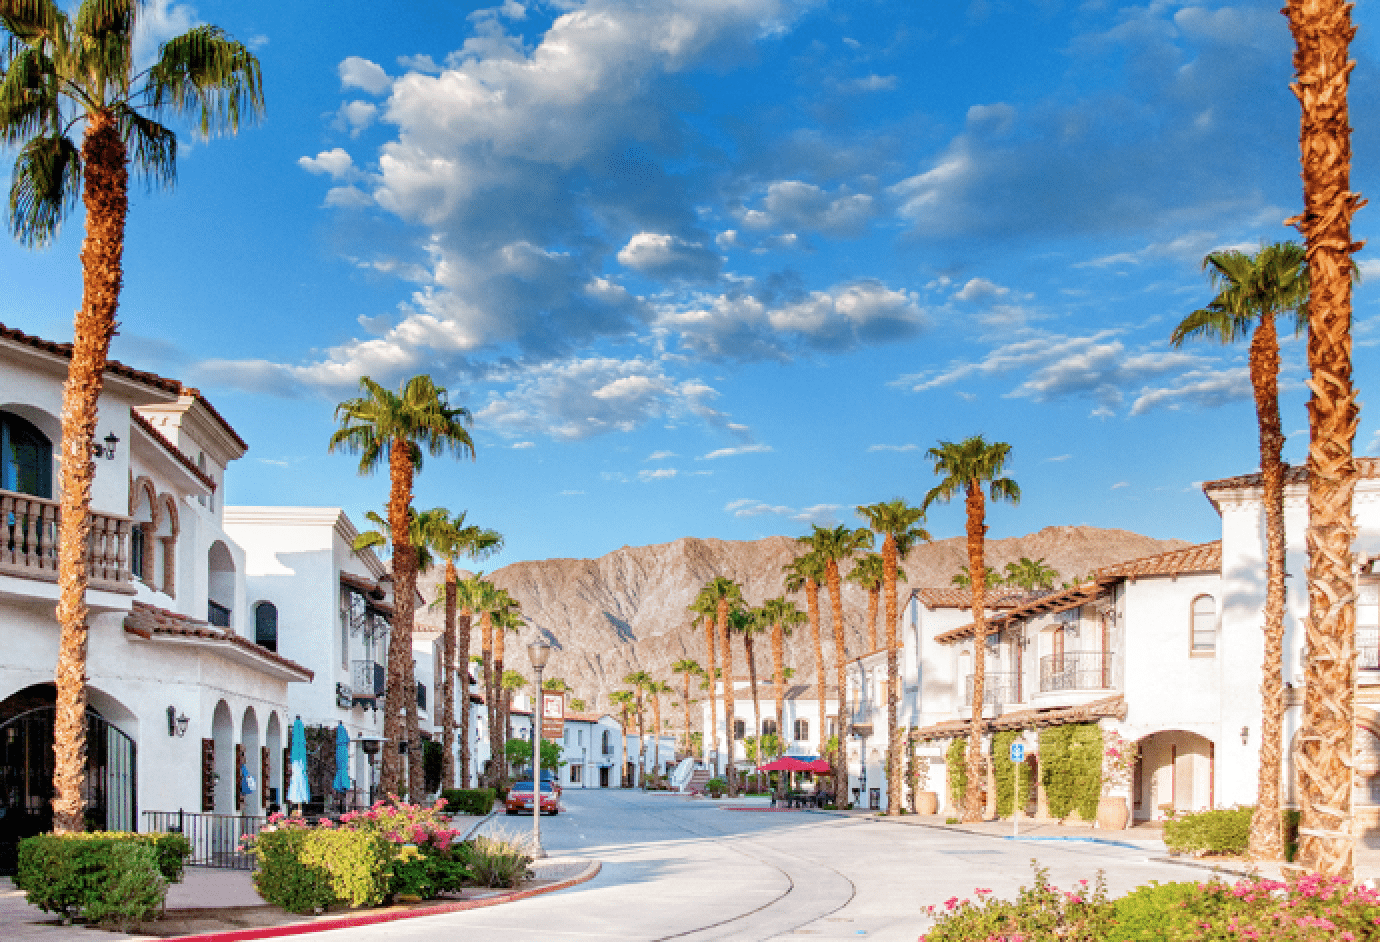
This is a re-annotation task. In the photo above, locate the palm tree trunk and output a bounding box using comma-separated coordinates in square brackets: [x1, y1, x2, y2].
[826, 561, 849, 807]
[704, 618, 718, 777]
[458, 609, 473, 787]
[1287, 0, 1362, 879]
[772, 620, 786, 764]
[718, 599, 737, 796]
[883, 536, 903, 816]
[745, 633, 762, 757]
[494, 627, 508, 784]
[866, 588, 879, 654]
[807, 580, 826, 772]
[53, 113, 128, 833]
[1248, 317, 1288, 860]
[964, 482, 988, 823]
[441, 562, 458, 791]
[380, 443, 417, 797]
[635, 692, 646, 785]
[682, 673, 693, 756]
[652, 696, 662, 772]
[482, 613, 497, 786]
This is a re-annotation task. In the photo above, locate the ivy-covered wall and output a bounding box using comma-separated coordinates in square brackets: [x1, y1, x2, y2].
[946, 738, 967, 811]
[992, 730, 1033, 818]
[1039, 723, 1102, 820]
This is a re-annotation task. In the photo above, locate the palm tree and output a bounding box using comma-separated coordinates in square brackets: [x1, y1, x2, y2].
[857, 498, 928, 816]
[951, 565, 1001, 589]
[624, 670, 653, 780]
[647, 680, 673, 774]
[731, 607, 767, 752]
[1171, 242, 1310, 861]
[671, 659, 703, 754]
[687, 597, 720, 776]
[569, 698, 587, 713]
[799, 524, 874, 804]
[1286, 0, 1362, 879]
[847, 554, 885, 654]
[1003, 557, 1059, 592]
[609, 690, 635, 784]
[694, 578, 744, 794]
[498, 669, 528, 779]
[427, 516, 503, 790]
[2, 1, 263, 833]
[924, 436, 1020, 823]
[454, 574, 495, 787]
[330, 375, 474, 795]
[759, 596, 805, 759]
[492, 603, 524, 780]
[783, 553, 828, 768]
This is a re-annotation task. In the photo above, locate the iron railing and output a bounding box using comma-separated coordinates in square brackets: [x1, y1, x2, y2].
[1039, 651, 1116, 693]
[207, 600, 231, 627]
[1359, 627, 1379, 671]
[963, 672, 1021, 706]
[143, 810, 264, 870]
[352, 660, 385, 701]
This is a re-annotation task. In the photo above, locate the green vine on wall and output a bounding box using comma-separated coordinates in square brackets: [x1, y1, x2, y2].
[946, 738, 967, 811]
[992, 730, 1033, 818]
[1038, 723, 1103, 821]
[905, 732, 920, 812]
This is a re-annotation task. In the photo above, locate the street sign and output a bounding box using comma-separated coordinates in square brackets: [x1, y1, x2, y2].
[541, 693, 565, 740]
[1009, 742, 1025, 763]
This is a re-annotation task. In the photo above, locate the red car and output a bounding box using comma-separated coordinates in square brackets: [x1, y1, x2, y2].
[505, 780, 559, 815]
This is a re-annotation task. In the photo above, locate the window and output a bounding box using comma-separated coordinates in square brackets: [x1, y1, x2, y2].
[602, 730, 612, 755]
[254, 602, 278, 652]
[1191, 595, 1217, 653]
[733, 719, 745, 740]
[761, 718, 777, 737]
[0, 411, 52, 498]
[1357, 582, 1377, 670]
[569, 764, 582, 784]
[417, 683, 428, 711]
[793, 718, 809, 742]
[131, 527, 146, 579]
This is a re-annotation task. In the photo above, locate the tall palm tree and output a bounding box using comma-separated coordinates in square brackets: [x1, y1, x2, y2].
[427, 516, 503, 790]
[463, 578, 506, 786]
[454, 574, 495, 787]
[609, 690, 635, 784]
[924, 436, 1020, 823]
[799, 524, 874, 804]
[1003, 557, 1059, 592]
[671, 659, 703, 754]
[760, 596, 805, 756]
[647, 680, 672, 773]
[2, 0, 263, 833]
[492, 603, 524, 780]
[951, 565, 1001, 589]
[857, 498, 928, 816]
[847, 554, 885, 654]
[624, 670, 653, 779]
[498, 669, 527, 779]
[1172, 242, 1310, 861]
[783, 553, 828, 766]
[694, 578, 744, 793]
[731, 607, 767, 751]
[687, 598, 719, 776]
[1286, 0, 1362, 879]
[331, 375, 473, 794]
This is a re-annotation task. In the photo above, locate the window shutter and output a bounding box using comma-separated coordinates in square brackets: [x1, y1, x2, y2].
[201, 738, 215, 812]
[261, 746, 271, 809]
[235, 744, 245, 811]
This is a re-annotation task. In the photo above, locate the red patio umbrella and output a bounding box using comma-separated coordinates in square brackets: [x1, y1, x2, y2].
[757, 756, 823, 772]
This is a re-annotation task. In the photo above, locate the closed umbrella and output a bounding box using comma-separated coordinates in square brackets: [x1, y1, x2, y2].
[332, 722, 352, 793]
[287, 716, 310, 807]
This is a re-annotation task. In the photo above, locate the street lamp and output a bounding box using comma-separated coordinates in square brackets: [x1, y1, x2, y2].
[527, 637, 551, 859]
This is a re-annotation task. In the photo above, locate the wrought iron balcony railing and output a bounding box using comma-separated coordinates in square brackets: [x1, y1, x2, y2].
[1359, 627, 1379, 671]
[963, 672, 1022, 706]
[352, 660, 386, 705]
[1039, 651, 1116, 693]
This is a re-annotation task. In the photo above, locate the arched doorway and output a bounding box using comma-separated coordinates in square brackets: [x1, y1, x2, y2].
[1133, 730, 1214, 821]
[211, 701, 235, 814]
[241, 708, 260, 813]
[0, 684, 136, 874]
[207, 542, 236, 627]
[264, 713, 282, 810]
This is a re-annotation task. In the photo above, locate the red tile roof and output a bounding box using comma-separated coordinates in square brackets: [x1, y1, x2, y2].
[916, 587, 1026, 610]
[1202, 458, 1378, 492]
[1, 322, 182, 394]
[129, 411, 217, 492]
[124, 601, 313, 680]
[909, 695, 1126, 741]
[1092, 540, 1221, 581]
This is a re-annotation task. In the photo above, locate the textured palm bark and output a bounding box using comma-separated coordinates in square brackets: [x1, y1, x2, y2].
[441, 562, 458, 791]
[634, 688, 646, 782]
[866, 587, 879, 655]
[53, 113, 127, 833]
[380, 444, 416, 796]
[494, 624, 508, 784]
[744, 632, 762, 759]
[964, 482, 989, 823]
[1288, 0, 1362, 879]
[883, 535, 903, 815]
[457, 609, 473, 787]
[681, 671, 695, 756]
[825, 560, 849, 806]
[771, 618, 786, 765]
[806, 579, 826, 774]
[651, 693, 662, 771]
[1248, 317, 1288, 861]
[481, 613, 496, 785]
[717, 597, 737, 795]
[704, 617, 718, 775]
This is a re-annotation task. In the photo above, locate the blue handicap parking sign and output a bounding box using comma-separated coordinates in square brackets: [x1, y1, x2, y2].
[1009, 742, 1025, 763]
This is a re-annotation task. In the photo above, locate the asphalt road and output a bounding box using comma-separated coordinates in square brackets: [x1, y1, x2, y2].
[310, 789, 1211, 942]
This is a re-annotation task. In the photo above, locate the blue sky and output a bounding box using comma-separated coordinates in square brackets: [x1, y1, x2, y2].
[5, 0, 1380, 572]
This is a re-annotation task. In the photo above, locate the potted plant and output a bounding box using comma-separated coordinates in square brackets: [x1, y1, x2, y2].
[1097, 730, 1137, 830]
[911, 749, 938, 815]
[705, 777, 727, 799]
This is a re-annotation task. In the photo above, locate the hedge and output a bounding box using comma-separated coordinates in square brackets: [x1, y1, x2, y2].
[1163, 806, 1253, 856]
[1039, 722, 1101, 821]
[441, 788, 496, 815]
[992, 730, 1032, 818]
[251, 827, 393, 913]
[945, 738, 967, 811]
[15, 831, 191, 927]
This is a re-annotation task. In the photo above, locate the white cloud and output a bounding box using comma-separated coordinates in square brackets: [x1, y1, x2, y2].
[639, 468, 678, 481]
[1111, 481, 1130, 490]
[324, 186, 375, 209]
[850, 74, 896, 92]
[299, 148, 357, 182]
[133, 0, 197, 69]
[952, 277, 1009, 302]
[617, 232, 721, 281]
[739, 180, 877, 238]
[1128, 367, 1252, 415]
[511, 441, 535, 449]
[867, 443, 918, 453]
[646, 450, 676, 461]
[1047, 454, 1071, 462]
[699, 444, 772, 460]
[333, 101, 379, 137]
[339, 57, 392, 95]
[725, 499, 839, 525]
[559, 489, 585, 495]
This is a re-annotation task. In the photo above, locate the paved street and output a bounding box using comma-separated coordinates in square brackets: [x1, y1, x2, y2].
[308, 790, 1212, 942]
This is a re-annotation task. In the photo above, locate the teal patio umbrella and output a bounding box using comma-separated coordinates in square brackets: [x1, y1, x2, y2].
[287, 716, 310, 807]
[332, 722, 352, 793]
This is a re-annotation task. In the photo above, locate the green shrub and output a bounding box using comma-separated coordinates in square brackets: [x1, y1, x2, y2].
[1162, 806, 1253, 856]
[1282, 808, 1301, 862]
[1039, 723, 1101, 821]
[945, 738, 967, 811]
[992, 730, 1032, 818]
[442, 788, 496, 815]
[458, 834, 532, 888]
[15, 832, 184, 924]
[705, 777, 727, 796]
[249, 829, 337, 914]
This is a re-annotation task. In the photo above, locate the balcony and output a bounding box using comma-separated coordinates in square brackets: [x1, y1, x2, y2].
[352, 660, 385, 707]
[1, 489, 134, 594]
[963, 672, 1022, 707]
[1360, 627, 1379, 672]
[207, 600, 231, 627]
[1040, 651, 1116, 693]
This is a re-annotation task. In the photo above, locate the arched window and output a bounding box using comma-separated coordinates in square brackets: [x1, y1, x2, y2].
[761, 718, 777, 737]
[733, 719, 745, 740]
[0, 411, 52, 498]
[602, 730, 612, 755]
[1191, 595, 1216, 654]
[793, 718, 809, 742]
[254, 602, 278, 652]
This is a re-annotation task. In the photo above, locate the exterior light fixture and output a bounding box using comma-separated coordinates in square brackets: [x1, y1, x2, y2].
[166, 705, 189, 737]
[527, 636, 552, 859]
[1240, 726, 1249, 746]
[92, 432, 119, 460]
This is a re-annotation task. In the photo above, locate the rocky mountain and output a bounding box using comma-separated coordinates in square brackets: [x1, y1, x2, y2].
[416, 525, 1188, 727]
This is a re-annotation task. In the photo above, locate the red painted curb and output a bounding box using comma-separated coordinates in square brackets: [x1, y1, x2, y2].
[157, 861, 602, 942]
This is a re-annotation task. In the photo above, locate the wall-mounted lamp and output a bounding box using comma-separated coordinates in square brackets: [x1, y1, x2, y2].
[92, 432, 120, 460]
[1240, 726, 1249, 746]
[166, 705, 189, 737]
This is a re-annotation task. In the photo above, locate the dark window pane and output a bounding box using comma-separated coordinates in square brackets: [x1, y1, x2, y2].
[0, 412, 52, 499]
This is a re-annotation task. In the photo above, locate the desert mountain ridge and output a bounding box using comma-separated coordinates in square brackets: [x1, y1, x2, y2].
[414, 525, 1190, 727]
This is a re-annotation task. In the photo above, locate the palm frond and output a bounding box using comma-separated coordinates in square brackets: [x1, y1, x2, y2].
[7, 129, 79, 245]
[147, 25, 262, 137]
[1, 0, 65, 47]
[114, 102, 174, 186]
[1170, 303, 1241, 347]
[0, 44, 62, 146]
[73, 0, 133, 95]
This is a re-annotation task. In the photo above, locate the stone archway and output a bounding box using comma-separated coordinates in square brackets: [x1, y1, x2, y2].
[264, 713, 283, 810]
[211, 701, 235, 814]
[241, 707, 261, 812]
[1133, 729, 1215, 821]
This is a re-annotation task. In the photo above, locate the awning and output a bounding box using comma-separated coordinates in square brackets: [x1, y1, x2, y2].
[758, 756, 830, 773]
[908, 695, 1127, 743]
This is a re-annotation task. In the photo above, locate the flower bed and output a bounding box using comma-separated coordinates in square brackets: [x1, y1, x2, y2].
[920, 862, 1380, 941]
[243, 796, 530, 914]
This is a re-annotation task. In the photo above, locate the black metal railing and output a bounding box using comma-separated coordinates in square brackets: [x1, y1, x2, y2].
[144, 810, 264, 869]
[352, 659, 385, 701]
[1359, 627, 1379, 671]
[207, 600, 231, 627]
[1039, 651, 1116, 693]
[963, 672, 1021, 706]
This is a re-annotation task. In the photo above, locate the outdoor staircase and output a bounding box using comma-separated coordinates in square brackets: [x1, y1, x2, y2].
[683, 769, 712, 795]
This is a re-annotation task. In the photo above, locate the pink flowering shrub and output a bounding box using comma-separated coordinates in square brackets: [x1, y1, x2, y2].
[918, 862, 1380, 941]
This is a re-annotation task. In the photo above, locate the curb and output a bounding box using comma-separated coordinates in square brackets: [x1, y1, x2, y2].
[157, 860, 602, 942]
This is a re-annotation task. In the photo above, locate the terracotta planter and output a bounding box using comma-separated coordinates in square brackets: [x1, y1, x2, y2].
[1097, 796, 1130, 831]
[915, 791, 938, 815]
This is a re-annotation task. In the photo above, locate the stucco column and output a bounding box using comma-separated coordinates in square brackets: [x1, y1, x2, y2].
[139, 522, 156, 585]
[160, 535, 176, 597]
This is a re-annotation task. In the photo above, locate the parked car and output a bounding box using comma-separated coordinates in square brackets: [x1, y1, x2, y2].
[505, 779, 559, 815]
[515, 769, 562, 798]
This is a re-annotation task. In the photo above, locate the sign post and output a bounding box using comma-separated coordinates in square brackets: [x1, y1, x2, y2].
[1009, 741, 1026, 837]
